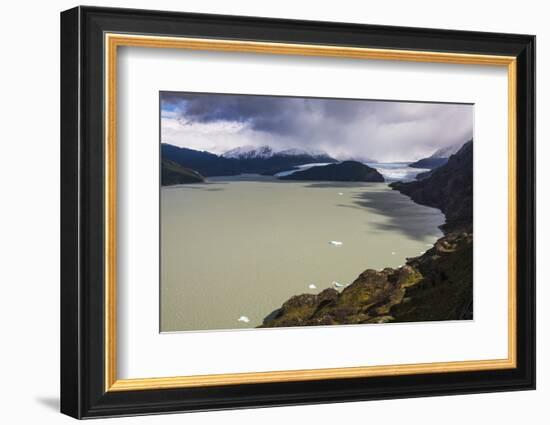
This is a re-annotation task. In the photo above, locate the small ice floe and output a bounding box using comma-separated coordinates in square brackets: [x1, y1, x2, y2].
[419, 251, 425, 254]
[332, 281, 345, 288]
[338, 192, 344, 196]
[237, 316, 250, 323]
[391, 251, 396, 255]
[329, 241, 343, 246]
[308, 284, 317, 289]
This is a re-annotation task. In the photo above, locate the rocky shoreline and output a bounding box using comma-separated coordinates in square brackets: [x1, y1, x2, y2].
[260, 141, 473, 327]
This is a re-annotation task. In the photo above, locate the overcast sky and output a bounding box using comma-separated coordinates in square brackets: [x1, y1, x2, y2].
[160, 92, 473, 162]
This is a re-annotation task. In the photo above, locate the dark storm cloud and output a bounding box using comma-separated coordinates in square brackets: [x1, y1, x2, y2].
[160, 92, 473, 161]
[162, 92, 319, 135]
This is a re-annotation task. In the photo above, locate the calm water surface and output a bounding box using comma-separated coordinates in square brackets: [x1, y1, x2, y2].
[161, 175, 444, 332]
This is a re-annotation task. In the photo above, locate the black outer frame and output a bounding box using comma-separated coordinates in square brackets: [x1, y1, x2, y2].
[60, 6, 536, 419]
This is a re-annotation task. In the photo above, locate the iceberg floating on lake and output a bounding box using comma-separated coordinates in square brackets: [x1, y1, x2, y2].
[338, 192, 344, 195]
[332, 281, 345, 288]
[308, 284, 317, 289]
[328, 241, 343, 246]
[237, 316, 250, 323]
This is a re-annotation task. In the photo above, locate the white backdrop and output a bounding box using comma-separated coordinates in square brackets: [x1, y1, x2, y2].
[0, 1, 546, 424]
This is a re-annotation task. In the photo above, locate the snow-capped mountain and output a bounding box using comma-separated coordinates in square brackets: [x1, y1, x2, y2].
[222, 145, 275, 159]
[278, 148, 328, 157]
[222, 145, 332, 160]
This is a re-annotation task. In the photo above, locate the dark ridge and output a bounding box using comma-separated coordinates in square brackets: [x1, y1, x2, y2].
[161, 159, 204, 185]
[279, 161, 384, 182]
[162, 144, 241, 177]
[390, 140, 473, 233]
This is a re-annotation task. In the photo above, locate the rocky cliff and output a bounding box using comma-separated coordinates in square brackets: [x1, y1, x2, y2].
[391, 140, 473, 232]
[261, 141, 473, 327]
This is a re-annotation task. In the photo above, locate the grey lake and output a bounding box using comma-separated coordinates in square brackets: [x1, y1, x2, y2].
[160, 175, 445, 332]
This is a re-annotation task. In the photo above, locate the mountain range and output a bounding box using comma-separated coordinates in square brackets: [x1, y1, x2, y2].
[161, 143, 337, 182]
[161, 141, 470, 186]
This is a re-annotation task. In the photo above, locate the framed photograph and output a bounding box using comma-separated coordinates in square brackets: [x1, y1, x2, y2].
[60, 6, 535, 419]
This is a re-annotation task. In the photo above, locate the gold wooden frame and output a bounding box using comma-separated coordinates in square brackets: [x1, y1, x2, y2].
[104, 33, 517, 392]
